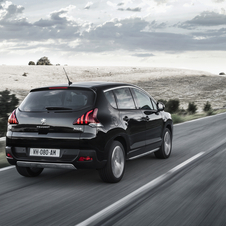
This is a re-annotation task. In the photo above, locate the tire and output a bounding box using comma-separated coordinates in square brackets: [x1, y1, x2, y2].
[98, 141, 125, 183]
[16, 166, 44, 177]
[154, 128, 172, 159]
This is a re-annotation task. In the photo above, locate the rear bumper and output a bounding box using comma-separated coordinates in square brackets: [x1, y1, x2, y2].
[6, 146, 106, 170]
[17, 161, 76, 170]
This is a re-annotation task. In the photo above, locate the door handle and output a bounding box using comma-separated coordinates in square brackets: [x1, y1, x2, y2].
[141, 116, 149, 121]
[123, 116, 129, 122]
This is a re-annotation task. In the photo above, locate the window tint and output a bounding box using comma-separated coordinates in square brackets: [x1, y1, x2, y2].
[113, 88, 135, 109]
[132, 88, 153, 110]
[19, 89, 95, 112]
[105, 90, 117, 108]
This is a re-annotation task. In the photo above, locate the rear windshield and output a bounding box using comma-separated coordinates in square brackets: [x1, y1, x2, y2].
[19, 88, 95, 112]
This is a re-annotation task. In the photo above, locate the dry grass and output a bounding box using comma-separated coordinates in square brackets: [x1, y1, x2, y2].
[1, 65, 222, 111]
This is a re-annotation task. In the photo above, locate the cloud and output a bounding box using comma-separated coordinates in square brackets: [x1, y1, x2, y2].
[0, 4, 80, 41]
[34, 10, 69, 27]
[0, 1, 25, 20]
[1, 1, 226, 60]
[133, 53, 155, 57]
[180, 11, 226, 28]
[84, 2, 93, 9]
[118, 7, 141, 12]
[212, 0, 226, 2]
[153, 0, 168, 4]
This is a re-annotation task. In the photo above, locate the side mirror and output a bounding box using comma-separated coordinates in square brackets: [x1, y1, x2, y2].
[157, 102, 165, 111]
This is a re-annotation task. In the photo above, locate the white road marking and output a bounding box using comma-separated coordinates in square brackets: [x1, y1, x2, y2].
[0, 165, 15, 172]
[76, 152, 205, 226]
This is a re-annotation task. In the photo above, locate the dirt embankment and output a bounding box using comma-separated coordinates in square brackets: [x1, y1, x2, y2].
[1, 65, 225, 111]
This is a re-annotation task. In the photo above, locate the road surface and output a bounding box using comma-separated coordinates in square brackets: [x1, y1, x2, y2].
[0, 113, 226, 226]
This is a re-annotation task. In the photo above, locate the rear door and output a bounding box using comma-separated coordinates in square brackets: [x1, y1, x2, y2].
[113, 87, 147, 157]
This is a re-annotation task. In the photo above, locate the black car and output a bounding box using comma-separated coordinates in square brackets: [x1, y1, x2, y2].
[6, 81, 173, 183]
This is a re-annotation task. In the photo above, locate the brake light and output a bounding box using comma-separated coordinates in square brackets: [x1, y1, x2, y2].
[49, 87, 68, 89]
[74, 108, 99, 125]
[8, 110, 18, 124]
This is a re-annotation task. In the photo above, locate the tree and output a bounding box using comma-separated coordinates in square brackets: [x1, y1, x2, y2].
[28, 61, 35, 65]
[36, 56, 52, 65]
[0, 90, 19, 136]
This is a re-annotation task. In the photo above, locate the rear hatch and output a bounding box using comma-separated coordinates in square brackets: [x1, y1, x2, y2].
[8, 86, 97, 150]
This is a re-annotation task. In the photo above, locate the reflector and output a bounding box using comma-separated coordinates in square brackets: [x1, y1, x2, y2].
[6, 153, 13, 158]
[78, 156, 93, 161]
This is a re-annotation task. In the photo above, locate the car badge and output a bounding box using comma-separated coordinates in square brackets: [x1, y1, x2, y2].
[41, 118, 46, 125]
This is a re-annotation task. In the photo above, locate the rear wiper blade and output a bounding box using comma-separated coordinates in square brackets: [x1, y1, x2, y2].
[45, 107, 73, 110]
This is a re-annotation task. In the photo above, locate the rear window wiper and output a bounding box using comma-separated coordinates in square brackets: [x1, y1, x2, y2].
[45, 107, 73, 110]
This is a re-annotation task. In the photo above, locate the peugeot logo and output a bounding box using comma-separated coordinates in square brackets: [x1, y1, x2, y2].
[41, 118, 46, 125]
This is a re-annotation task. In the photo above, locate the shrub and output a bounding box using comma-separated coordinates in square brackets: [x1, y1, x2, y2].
[0, 90, 19, 137]
[28, 61, 35, 65]
[36, 56, 52, 65]
[203, 101, 212, 112]
[187, 102, 197, 114]
[171, 114, 184, 124]
[165, 99, 180, 114]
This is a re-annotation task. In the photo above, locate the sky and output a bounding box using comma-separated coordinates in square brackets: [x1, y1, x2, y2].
[0, 0, 226, 74]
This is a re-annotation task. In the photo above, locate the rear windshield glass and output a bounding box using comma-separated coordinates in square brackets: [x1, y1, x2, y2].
[19, 89, 95, 112]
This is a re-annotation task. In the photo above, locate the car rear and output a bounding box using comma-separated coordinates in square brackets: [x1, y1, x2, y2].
[6, 85, 106, 170]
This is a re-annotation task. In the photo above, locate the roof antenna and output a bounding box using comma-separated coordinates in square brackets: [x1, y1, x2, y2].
[63, 67, 72, 86]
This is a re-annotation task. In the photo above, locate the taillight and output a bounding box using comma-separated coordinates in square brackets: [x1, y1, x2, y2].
[74, 108, 99, 125]
[8, 110, 18, 124]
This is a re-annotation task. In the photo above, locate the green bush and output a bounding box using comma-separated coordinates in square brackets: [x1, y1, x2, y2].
[203, 101, 212, 112]
[0, 90, 19, 137]
[187, 102, 197, 114]
[158, 99, 180, 114]
[165, 99, 180, 113]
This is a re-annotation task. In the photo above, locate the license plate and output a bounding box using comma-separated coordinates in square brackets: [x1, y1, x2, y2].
[30, 148, 60, 157]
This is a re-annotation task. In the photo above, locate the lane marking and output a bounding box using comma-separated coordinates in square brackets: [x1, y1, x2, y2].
[0, 165, 15, 172]
[0, 137, 6, 142]
[76, 152, 205, 226]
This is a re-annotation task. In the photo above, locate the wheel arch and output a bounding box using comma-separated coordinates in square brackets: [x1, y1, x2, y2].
[103, 133, 129, 159]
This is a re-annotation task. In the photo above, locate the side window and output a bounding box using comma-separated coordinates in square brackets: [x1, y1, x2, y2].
[113, 88, 136, 109]
[132, 88, 153, 110]
[104, 90, 117, 108]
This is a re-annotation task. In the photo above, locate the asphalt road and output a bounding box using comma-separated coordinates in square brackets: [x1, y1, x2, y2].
[0, 113, 226, 226]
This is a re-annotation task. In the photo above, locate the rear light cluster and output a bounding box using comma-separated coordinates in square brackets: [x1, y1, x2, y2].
[8, 110, 18, 124]
[74, 108, 99, 125]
